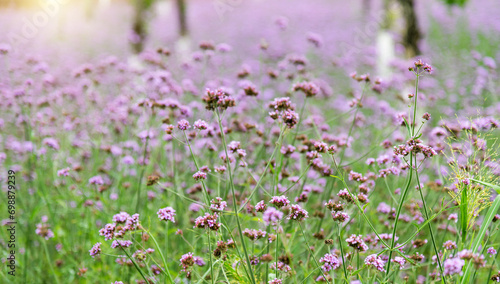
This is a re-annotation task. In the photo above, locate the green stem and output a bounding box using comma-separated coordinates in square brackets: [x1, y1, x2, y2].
[385, 153, 413, 277]
[276, 227, 279, 278]
[208, 230, 215, 284]
[42, 241, 60, 284]
[338, 82, 368, 165]
[337, 224, 348, 282]
[118, 242, 149, 283]
[183, 131, 211, 206]
[215, 109, 256, 284]
[298, 222, 330, 284]
[414, 155, 446, 283]
[148, 226, 174, 283]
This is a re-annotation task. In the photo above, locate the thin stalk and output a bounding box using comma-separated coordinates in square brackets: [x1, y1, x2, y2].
[298, 222, 330, 284]
[411, 75, 419, 136]
[215, 109, 256, 284]
[147, 226, 174, 283]
[338, 82, 368, 165]
[42, 241, 60, 284]
[208, 231, 215, 284]
[136, 109, 154, 213]
[182, 131, 211, 206]
[460, 186, 468, 245]
[275, 227, 279, 278]
[414, 155, 446, 282]
[118, 242, 149, 283]
[385, 152, 413, 276]
[337, 224, 348, 282]
[386, 72, 420, 277]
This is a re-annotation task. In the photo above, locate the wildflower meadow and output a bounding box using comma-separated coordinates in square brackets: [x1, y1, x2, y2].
[0, 0, 500, 283]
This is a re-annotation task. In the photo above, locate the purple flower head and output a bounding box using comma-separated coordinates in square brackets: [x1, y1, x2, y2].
[180, 252, 196, 273]
[194, 213, 221, 231]
[487, 247, 497, 257]
[43, 138, 60, 150]
[287, 204, 308, 221]
[365, 254, 386, 272]
[443, 257, 465, 276]
[113, 212, 131, 223]
[337, 189, 354, 203]
[392, 256, 406, 269]
[189, 203, 203, 212]
[243, 228, 267, 241]
[194, 119, 208, 130]
[307, 32, 323, 48]
[0, 43, 10, 54]
[111, 240, 133, 249]
[89, 175, 104, 185]
[270, 261, 291, 272]
[214, 165, 226, 174]
[269, 195, 290, 208]
[210, 197, 227, 212]
[157, 207, 176, 223]
[443, 240, 457, 250]
[255, 200, 267, 212]
[263, 207, 284, 226]
[177, 119, 190, 131]
[35, 223, 54, 240]
[377, 202, 392, 214]
[346, 234, 368, 251]
[203, 88, 236, 111]
[57, 167, 71, 177]
[319, 253, 340, 272]
[292, 81, 319, 97]
[332, 211, 349, 223]
[89, 242, 101, 257]
[282, 110, 299, 128]
[122, 155, 135, 165]
[228, 141, 241, 152]
[448, 213, 458, 223]
[193, 171, 207, 181]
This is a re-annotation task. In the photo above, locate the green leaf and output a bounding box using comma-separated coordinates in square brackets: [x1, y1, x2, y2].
[330, 175, 343, 181]
[402, 116, 412, 136]
[362, 202, 370, 211]
[460, 194, 500, 284]
[471, 178, 500, 194]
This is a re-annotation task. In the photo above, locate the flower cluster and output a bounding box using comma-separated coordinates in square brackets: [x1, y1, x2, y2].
[263, 207, 284, 226]
[255, 200, 267, 212]
[443, 257, 465, 276]
[270, 195, 290, 208]
[393, 138, 437, 158]
[364, 254, 386, 272]
[99, 212, 140, 240]
[346, 234, 369, 251]
[179, 252, 205, 279]
[157, 207, 176, 223]
[292, 81, 319, 97]
[287, 204, 309, 221]
[243, 228, 267, 241]
[319, 253, 340, 272]
[210, 197, 227, 211]
[194, 213, 221, 231]
[89, 242, 101, 257]
[203, 88, 236, 111]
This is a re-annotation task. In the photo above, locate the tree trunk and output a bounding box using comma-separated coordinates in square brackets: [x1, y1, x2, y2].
[131, 0, 149, 54]
[376, 0, 396, 78]
[398, 0, 421, 57]
[176, 0, 188, 37]
[362, 0, 371, 18]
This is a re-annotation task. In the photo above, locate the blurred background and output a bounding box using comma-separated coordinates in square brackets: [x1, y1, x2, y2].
[0, 0, 499, 77]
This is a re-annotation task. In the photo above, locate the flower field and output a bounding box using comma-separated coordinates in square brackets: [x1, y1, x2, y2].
[0, 0, 500, 283]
